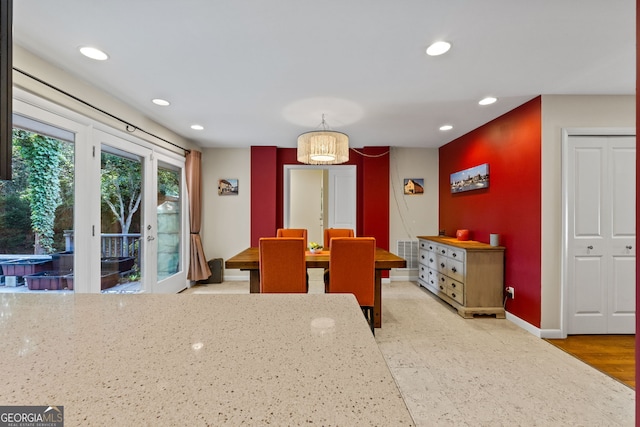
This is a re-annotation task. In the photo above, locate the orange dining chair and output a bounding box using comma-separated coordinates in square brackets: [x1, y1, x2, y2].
[276, 228, 308, 249]
[323, 228, 355, 249]
[259, 237, 307, 293]
[323, 228, 355, 291]
[276, 228, 310, 287]
[328, 237, 376, 334]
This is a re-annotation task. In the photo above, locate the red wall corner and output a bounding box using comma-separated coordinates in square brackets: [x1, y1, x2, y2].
[361, 147, 390, 251]
[634, 0, 639, 417]
[439, 97, 542, 327]
[250, 146, 278, 247]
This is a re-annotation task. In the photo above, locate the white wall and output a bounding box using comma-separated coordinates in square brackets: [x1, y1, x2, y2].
[13, 46, 196, 155]
[389, 147, 440, 279]
[201, 148, 252, 280]
[540, 95, 635, 331]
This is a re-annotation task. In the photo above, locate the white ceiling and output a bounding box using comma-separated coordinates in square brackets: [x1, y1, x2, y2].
[12, 1, 635, 150]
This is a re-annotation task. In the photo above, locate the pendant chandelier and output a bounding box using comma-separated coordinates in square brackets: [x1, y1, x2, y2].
[297, 114, 349, 165]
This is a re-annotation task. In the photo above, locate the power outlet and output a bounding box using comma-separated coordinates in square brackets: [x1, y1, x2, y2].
[505, 286, 515, 299]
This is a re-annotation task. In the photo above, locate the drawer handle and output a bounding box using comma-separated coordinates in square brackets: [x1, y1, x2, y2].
[429, 246, 433, 250]
[440, 263, 445, 268]
[440, 277, 445, 282]
[441, 250, 446, 254]
[429, 258, 434, 263]
[626, 245, 633, 250]
[451, 283, 456, 288]
[420, 266, 425, 271]
[451, 293, 456, 298]
[428, 271, 433, 276]
[451, 267, 457, 273]
[439, 285, 444, 290]
[452, 253, 457, 258]
[420, 274, 424, 279]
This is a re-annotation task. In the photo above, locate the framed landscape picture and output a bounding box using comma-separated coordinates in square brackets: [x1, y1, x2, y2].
[450, 164, 489, 193]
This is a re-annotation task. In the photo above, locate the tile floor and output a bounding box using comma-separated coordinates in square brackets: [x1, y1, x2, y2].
[188, 269, 635, 426]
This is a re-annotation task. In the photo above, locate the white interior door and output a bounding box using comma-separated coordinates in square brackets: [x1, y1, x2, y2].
[284, 165, 357, 240]
[564, 133, 636, 334]
[327, 166, 356, 231]
[289, 169, 324, 245]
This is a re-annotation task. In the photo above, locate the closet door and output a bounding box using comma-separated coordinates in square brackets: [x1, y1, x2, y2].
[566, 135, 635, 334]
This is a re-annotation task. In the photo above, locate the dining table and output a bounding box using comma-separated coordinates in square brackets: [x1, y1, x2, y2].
[225, 247, 407, 328]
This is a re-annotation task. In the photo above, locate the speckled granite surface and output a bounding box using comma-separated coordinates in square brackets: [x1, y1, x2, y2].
[0, 293, 414, 426]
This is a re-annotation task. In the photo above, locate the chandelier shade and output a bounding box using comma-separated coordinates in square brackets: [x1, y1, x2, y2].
[297, 115, 349, 165]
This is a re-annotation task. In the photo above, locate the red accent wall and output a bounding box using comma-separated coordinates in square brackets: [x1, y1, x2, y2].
[362, 147, 390, 252]
[439, 97, 542, 327]
[250, 146, 277, 247]
[251, 147, 390, 257]
[635, 0, 639, 416]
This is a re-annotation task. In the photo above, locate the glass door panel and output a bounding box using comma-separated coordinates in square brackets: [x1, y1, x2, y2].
[0, 121, 75, 293]
[157, 165, 181, 281]
[100, 149, 143, 293]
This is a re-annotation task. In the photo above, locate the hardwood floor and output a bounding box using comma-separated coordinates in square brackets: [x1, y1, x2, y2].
[545, 335, 635, 389]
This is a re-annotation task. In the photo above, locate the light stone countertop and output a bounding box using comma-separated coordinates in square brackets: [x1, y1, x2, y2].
[0, 293, 414, 426]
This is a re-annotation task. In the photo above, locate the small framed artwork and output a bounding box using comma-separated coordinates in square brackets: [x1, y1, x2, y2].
[218, 179, 239, 195]
[450, 163, 489, 193]
[403, 178, 424, 195]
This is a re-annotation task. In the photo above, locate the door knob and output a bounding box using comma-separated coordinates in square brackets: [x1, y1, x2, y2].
[147, 236, 155, 241]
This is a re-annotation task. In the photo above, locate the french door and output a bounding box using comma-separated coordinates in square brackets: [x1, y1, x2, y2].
[96, 130, 187, 294]
[12, 89, 188, 294]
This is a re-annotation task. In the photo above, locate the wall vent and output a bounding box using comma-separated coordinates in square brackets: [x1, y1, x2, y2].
[396, 240, 419, 270]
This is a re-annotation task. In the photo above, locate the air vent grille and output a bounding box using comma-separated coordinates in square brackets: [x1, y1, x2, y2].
[396, 240, 418, 270]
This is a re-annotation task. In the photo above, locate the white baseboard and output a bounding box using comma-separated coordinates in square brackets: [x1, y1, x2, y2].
[506, 312, 541, 337]
[390, 274, 418, 282]
[505, 311, 564, 339]
[223, 274, 250, 282]
[539, 329, 566, 339]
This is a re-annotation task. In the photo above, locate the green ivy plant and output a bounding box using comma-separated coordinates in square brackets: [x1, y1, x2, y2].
[15, 129, 63, 254]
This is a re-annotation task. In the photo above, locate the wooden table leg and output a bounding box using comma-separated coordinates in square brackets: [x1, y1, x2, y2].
[374, 270, 382, 328]
[249, 270, 260, 293]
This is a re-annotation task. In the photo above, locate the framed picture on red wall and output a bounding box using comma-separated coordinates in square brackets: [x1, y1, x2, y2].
[450, 163, 489, 193]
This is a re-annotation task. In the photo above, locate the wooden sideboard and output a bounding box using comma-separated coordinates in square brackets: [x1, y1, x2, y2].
[417, 236, 505, 318]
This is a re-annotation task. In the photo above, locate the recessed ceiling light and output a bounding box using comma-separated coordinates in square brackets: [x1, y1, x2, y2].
[439, 125, 453, 131]
[191, 124, 204, 130]
[479, 97, 497, 106]
[79, 46, 109, 61]
[152, 98, 171, 106]
[426, 41, 451, 56]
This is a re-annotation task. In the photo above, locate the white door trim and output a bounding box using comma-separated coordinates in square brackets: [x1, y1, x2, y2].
[283, 165, 357, 232]
[561, 127, 635, 337]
